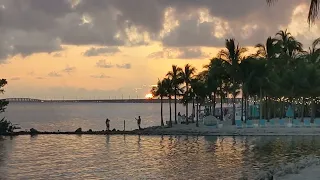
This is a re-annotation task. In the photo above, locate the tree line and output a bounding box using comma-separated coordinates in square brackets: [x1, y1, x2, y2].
[0, 79, 17, 134]
[151, 29, 320, 128]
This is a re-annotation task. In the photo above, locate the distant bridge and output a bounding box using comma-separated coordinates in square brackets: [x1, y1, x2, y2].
[2, 98, 242, 103]
[4, 98, 42, 102]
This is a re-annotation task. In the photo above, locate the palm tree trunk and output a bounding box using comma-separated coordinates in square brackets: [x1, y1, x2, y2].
[169, 97, 172, 127]
[174, 88, 177, 124]
[192, 98, 195, 123]
[245, 96, 250, 122]
[213, 93, 216, 116]
[259, 87, 263, 120]
[186, 85, 189, 125]
[244, 95, 247, 123]
[161, 96, 164, 126]
[266, 95, 269, 121]
[300, 97, 305, 122]
[220, 94, 223, 121]
[232, 93, 236, 125]
[311, 98, 316, 123]
[196, 100, 199, 127]
[273, 100, 276, 119]
[264, 95, 267, 119]
[281, 100, 285, 119]
[241, 93, 244, 121]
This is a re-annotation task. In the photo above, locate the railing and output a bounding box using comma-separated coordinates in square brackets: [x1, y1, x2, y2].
[2, 98, 41, 102]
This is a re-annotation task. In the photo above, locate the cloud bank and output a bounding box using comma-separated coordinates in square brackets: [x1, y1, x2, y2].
[0, 0, 315, 62]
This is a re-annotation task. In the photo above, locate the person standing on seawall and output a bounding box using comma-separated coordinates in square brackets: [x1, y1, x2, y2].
[135, 116, 142, 130]
[106, 118, 110, 131]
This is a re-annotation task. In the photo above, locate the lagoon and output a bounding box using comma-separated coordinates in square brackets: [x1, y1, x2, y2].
[1, 102, 193, 132]
[1, 135, 320, 179]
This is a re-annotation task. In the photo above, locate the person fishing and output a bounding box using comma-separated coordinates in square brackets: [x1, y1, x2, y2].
[105, 118, 110, 131]
[135, 116, 142, 130]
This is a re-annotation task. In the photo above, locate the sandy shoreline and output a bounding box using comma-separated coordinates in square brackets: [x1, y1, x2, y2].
[252, 155, 320, 180]
[3, 122, 320, 136]
[280, 165, 320, 180]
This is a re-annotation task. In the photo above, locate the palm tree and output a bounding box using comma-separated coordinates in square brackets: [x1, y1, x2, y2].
[275, 30, 303, 60]
[181, 64, 196, 124]
[219, 39, 247, 125]
[204, 58, 228, 119]
[167, 65, 183, 124]
[163, 78, 174, 127]
[151, 79, 167, 126]
[267, 0, 319, 24]
[303, 37, 320, 122]
[0, 79, 8, 114]
[254, 37, 279, 120]
[191, 78, 207, 127]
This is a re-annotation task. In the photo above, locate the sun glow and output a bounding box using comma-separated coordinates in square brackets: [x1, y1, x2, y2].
[145, 93, 153, 99]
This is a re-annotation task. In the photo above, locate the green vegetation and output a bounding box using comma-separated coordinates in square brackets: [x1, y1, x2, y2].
[152, 29, 320, 126]
[0, 79, 16, 134]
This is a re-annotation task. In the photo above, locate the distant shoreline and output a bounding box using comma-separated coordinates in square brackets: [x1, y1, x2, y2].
[3, 124, 320, 136]
[2, 98, 242, 103]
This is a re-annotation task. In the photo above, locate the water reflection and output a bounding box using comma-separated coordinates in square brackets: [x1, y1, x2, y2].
[1, 135, 320, 179]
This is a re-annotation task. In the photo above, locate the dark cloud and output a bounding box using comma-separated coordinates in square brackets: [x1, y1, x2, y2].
[83, 47, 120, 56]
[116, 63, 131, 69]
[148, 47, 209, 59]
[27, 71, 35, 76]
[176, 48, 210, 59]
[10, 77, 20, 80]
[61, 66, 76, 74]
[95, 59, 131, 69]
[90, 73, 111, 79]
[48, 71, 62, 77]
[0, 0, 314, 61]
[95, 59, 113, 68]
[52, 52, 63, 57]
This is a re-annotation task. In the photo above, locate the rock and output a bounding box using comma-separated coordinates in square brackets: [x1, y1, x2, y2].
[203, 116, 219, 126]
[88, 129, 93, 132]
[75, 128, 82, 133]
[30, 128, 39, 133]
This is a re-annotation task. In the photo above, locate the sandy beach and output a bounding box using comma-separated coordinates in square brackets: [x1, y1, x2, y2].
[280, 165, 320, 180]
[141, 119, 320, 136]
[249, 155, 320, 180]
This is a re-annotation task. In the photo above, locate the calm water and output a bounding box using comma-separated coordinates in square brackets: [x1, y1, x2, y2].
[1, 102, 193, 132]
[0, 135, 319, 179]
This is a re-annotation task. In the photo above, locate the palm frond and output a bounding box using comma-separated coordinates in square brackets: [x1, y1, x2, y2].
[266, 0, 277, 5]
[308, 0, 320, 24]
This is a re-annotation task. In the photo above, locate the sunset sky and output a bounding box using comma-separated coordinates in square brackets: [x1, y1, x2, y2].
[0, 0, 319, 100]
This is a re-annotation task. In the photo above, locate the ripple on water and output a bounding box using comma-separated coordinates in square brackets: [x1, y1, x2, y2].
[1, 135, 320, 179]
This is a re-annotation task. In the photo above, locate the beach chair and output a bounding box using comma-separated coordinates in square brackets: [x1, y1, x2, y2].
[269, 119, 276, 127]
[304, 119, 311, 128]
[315, 119, 320, 127]
[292, 119, 300, 128]
[246, 120, 254, 128]
[259, 119, 266, 128]
[235, 120, 242, 129]
[279, 119, 285, 127]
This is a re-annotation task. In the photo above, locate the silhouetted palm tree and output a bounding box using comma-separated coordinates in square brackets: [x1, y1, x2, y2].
[275, 30, 303, 60]
[267, 0, 319, 24]
[219, 39, 247, 125]
[255, 37, 279, 120]
[303, 37, 320, 122]
[151, 79, 167, 126]
[181, 64, 196, 124]
[167, 65, 183, 124]
[190, 78, 207, 127]
[163, 78, 174, 127]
